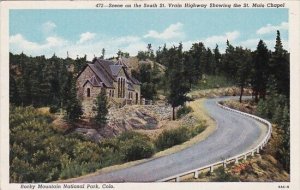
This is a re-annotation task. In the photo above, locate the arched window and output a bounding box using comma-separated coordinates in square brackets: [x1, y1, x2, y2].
[87, 88, 90, 97]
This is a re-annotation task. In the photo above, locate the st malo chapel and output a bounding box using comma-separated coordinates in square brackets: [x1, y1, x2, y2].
[76, 57, 141, 116]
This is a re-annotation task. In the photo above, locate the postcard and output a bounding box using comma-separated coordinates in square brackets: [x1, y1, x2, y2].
[1, 0, 299, 190]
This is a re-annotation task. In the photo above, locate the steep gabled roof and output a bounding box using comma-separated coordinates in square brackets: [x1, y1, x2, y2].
[79, 58, 141, 89]
[123, 68, 141, 85]
[83, 76, 103, 87]
[88, 59, 115, 88]
[109, 65, 123, 76]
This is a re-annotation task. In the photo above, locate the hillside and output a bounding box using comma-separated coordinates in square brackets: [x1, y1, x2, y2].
[110, 56, 165, 73]
[184, 99, 290, 182]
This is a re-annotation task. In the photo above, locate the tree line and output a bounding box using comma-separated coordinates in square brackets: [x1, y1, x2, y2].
[133, 31, 289, 121]
[10, 30, 289, 121]
[9, 30, 290, 173]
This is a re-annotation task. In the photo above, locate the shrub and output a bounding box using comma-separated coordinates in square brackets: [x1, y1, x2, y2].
[188, 124, 206, 137]
[59, 161, 101, 179]
[155, 127, 190, 151]
[213, 167, 239, 182]
[121, 138, 155, 161]
[176, 105, 192, 118]
[10, 106, 103, 182]
[118, 131, 155, 161]
[117, 131, 147, 142]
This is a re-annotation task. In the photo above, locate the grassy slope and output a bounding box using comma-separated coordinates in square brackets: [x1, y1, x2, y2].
[59, 98, 216, 182]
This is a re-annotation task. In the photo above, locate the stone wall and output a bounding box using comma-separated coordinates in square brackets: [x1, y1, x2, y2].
[76, 66, 94, 100]
[133, 84, 141, 104]
[82, 82, 102, 117]
[77, 65, 141, 117]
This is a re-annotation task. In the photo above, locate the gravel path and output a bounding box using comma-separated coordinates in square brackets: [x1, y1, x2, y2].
[68, 97, 267, 182]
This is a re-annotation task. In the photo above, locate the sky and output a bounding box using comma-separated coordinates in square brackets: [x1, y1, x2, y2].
[9, 9, 288, 60]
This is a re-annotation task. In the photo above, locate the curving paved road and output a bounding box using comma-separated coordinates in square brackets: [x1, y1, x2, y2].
[69, 97, 267, 182]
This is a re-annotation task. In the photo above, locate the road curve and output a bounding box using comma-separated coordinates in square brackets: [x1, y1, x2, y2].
[69, 97, 267, 182]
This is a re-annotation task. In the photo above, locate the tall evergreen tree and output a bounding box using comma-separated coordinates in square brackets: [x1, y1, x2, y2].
[65, 73, 83, 121]
[235, 47, 252, 102]
[222, 40, 237, 78]
[214, 44, 222, 74]
[183, 51, 197, 88]
[205, 48, 215, 74]
[101, 48, 105, 59]
[251, 40, 270, 102]
[166, 44, 190, 120]
[190, 42, 206, 80]
[9, 75, 21, 106]
[74, 55, 87, 75]
[269, 30, 289, 97]
[94, 89, 109, 127]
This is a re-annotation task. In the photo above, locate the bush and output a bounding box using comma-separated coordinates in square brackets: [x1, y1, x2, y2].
[121, 138, 155, 161]
[118, 131, 155, 161]
[117, 131, 147, 142]
[155, 127, 190, 151]
[155, 123, 206, 151]
[10, 106, 103, 182]
[213, 167, 239, 182]
[188, 124, 206, 137]
[176, 105, 192, 118]
[59, 161, 102, 179]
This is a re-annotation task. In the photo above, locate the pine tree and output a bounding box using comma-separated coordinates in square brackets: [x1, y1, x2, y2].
[269, 30, 289, 97]
[279, 104, 290, 172]
[222, 40, 237, 78]
[251, 40, 270, 102]
[190, 42, 206, 81]
[94, 89, 108, 127]
[101, 48, 105, 59]
[235, 47, 252, 102]
[65, 73, 83, 121]
[9, 75, 21, 106]
[74, 55, 87, 75]
[214, 44, 222, 74]
[183, 51, 197, 88]
[205, 48, 215, 74]
[166, 44, 190, 120]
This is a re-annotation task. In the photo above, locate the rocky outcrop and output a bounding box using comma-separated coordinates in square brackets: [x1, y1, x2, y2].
[73, 104, 173, 141]
[107, 104, 172, 133]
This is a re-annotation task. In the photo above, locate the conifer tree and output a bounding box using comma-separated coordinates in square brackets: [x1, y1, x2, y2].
[94, 89, 108, 127]
[235, 47, 252, 102]
[65, 73, 83, 121]
[222, 40, 237, 79]
[251, 40, 270, 102]
[214, 44, 222, 74]
[190, 42, 206, 80]
[269, 30, 289, 97]
[101, 48, 105, 59]
[166, 44, 190, 120]
[183, 51, 197, 88]
[9, 75, 21, 106]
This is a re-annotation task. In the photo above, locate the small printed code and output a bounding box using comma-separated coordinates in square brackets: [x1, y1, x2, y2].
[278, 185, 289, 189]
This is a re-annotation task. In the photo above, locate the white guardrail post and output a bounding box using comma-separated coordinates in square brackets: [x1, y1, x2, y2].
[156, 100, 272, 182]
